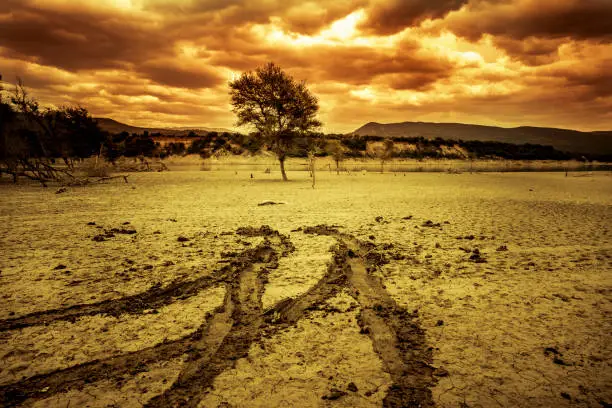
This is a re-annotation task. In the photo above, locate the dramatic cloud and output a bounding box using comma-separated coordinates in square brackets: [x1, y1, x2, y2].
[445, 0, 612, 42]
[360, 0, 469, 35]
[0, 1, 169, 71]
[0, 0, 610, 132]
[139, 60, 223, 89]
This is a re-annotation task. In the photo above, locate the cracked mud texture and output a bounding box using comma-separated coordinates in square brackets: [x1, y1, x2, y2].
[1, 170, 611, 407]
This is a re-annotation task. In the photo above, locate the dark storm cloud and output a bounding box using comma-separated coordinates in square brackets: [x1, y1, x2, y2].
[208, 37, 456, 89]
[491, 37, 564, 66]
[446, 0, 612, 42]
[310, 45, 455, 87]
[359, 0, 470, 35]
[386, 72, 453, 90]
[143, 0, 364, 34]
[539, 60, 612, 99]
[0, 1, 170, 72]
[140, 60, 223, 89]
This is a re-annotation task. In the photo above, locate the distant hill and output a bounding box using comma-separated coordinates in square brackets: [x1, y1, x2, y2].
[95, 118, 232, 136]
[351, 121, 612, 155]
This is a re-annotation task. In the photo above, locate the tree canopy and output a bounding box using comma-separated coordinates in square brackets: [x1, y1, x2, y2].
[229, 62, 321, 180]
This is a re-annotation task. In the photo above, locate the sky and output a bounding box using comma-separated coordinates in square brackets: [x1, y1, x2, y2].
[0, 0, 611, 133]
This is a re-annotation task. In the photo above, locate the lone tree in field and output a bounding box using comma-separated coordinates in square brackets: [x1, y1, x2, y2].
[326, 139, 346, 175]
[229, 62, 321, 181]
[378, 139, 395, 173]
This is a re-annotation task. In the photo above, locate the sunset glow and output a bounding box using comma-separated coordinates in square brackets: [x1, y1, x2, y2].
[1, 0, 611, 132]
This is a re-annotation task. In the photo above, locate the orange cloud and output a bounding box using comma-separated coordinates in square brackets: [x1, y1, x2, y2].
[0, 0, 610, 133]
[359, 0, 469, 35]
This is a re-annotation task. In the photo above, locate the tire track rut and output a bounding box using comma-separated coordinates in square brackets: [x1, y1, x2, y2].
[144, 242, 274, 407]
[0, 227, 292, 407]
[1, 224, 436, 407]
[0, 274, 224, 332]
[303, 225, 436, 408]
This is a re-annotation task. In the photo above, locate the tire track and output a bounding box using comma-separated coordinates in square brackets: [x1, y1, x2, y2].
[0, 227, 293, 333]
[0, 274, 224, 332]
[304, 225, 436, 407]
[144, 243, 274, 407]
[2, 225, 436, 407]
[0, 227, 293, 407]
[264, 241, 348, 325]
[0, 318, 208, 407]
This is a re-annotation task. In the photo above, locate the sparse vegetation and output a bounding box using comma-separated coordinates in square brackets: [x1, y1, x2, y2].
[0, 79, 105, 185]
[1, 74, 609, 188]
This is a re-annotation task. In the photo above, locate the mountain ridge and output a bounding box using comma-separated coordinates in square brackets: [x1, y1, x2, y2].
[351, 121, 612, 155]
[95, 117, 232, 136]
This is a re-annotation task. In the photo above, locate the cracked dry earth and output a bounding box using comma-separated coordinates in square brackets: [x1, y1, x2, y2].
[0, 171, 611, 407]
[1, 225, 436, 407]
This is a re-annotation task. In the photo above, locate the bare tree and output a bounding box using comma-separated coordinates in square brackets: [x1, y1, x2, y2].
[0, 78, 107, 185]
[306, 133, 325, 189]
[229, 62, 321, 181]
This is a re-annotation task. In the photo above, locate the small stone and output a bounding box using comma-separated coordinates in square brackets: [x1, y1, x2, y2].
[422, 220, 440, 227]
[322, 388, 347, 400]
[434, 367, 450, 377]
[53, 264, 67, 270]
[347, 382, 358, 392]
[177, 236, 190, 242]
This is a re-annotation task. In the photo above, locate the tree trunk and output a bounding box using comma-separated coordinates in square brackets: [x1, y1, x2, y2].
[279, 157, 288, 181]
[309, 153, 316, 189]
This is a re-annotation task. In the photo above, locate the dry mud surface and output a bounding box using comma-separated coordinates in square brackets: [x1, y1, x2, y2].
[0, 170, 611, 407]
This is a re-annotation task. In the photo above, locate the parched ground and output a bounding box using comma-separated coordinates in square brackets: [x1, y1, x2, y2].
[0, 169, 610, 407]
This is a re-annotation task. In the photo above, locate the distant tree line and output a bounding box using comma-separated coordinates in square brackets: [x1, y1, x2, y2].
[155, 132, 605, 163]
[2, 75, 608, 185]
[316, 134, 609, 161]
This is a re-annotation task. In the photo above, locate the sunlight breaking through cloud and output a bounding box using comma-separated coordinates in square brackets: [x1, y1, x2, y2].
[0, 0, 610, 132]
